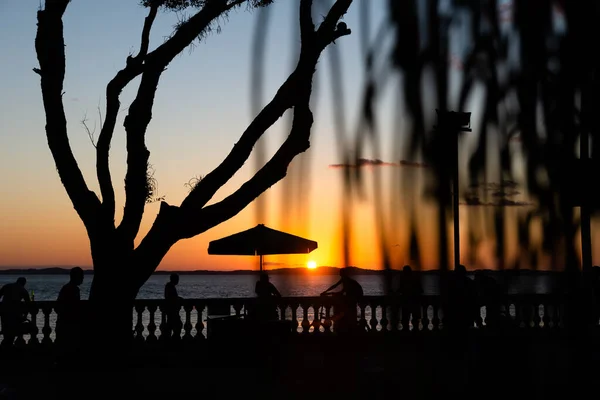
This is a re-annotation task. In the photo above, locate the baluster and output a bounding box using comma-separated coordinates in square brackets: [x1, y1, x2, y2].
[389, 299, 399, 332]
[413, 303, 422, 332]
[134, 304, 145, 344]
[380, 303, 388, 333]
[522, 302, 532, 328]
[301, 304, 310, 334]
[275, 301, 283, 321]
[542, 304, 551, 329]
[291, 304, 299, 333]
[42, 306, 52, 346]
[311, 305, 320, 334]
[514, 301, 524, 328]
[546, 303, 555, 329]
[407, 300, 415, 332]
[195, 303, 206, 340]
[400, 299, 409, 332]
[476, 306, 484, 329]
[359, 303, 368, 334]
[369, 303, 378, 332]
[533, 303, 542, 328]
[157, 304, 168, 343]
[558, 302, 565, 328]
[233, 303, 243, 318]
[147, 304, 158, 342]
[421, 304, 430, 332]
[324, 304, 333, 334]
[183, 303, 193, 342]
[553, 300, 562, 328]
[28, 306, 40, 346]
[431, 305, 440, 331]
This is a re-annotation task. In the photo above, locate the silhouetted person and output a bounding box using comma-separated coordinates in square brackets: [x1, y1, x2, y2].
[444, 265, 477, 333]
[474, 271, 504, 329]
[56, 267, 84, 361]
[0, 277, 30, 347]
[254, 273, 281, 320]
[164, 273, 183, 341]
[398, 265, 423, 330]
[321, 268, 364, 333]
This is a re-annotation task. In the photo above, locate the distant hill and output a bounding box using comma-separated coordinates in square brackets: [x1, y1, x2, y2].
[0, 266, 564, 276]
[0, 267, 94, 275]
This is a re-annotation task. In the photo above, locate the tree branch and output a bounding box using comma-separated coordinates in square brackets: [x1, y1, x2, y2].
[145, 0, 241, 70]
[300, 0, 315, 43]
[180, 73, 298, 210]
[176, 0, 352, 238]
[317, 0, 351, 36]
[81, 113, 97, 148]
[182, 96, 314, 238]
[117, 0, 246, 246]
[180, 0, 352, 211]
[131, 202, 182, 292]
[96, 4, 159, 226]
[35, 0, 101, 228]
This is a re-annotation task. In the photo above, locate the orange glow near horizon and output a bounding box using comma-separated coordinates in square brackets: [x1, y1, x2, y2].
[307, 260, 317, 270]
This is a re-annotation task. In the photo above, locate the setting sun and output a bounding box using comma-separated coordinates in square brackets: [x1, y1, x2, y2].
[307, 261, 317, 270]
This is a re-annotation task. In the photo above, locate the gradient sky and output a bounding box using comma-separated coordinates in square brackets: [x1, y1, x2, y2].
[1, 0, 595, 271]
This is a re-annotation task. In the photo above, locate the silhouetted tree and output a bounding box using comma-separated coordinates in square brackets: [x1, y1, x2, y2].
[34, 0, 352, 349]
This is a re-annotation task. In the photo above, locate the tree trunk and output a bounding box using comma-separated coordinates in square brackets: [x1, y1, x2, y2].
[84, 256, 138, 367]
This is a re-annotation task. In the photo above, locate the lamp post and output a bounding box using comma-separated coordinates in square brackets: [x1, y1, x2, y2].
[435, 110, 471, 269]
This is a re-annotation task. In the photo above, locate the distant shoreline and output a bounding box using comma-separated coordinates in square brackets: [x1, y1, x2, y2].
[0, 266, 563, 276]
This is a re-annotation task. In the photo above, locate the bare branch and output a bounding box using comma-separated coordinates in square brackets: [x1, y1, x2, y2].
[176, 0, 352, 238]
[180, 0, 352, 212]
[81, 113, 98, 148]
[180, 74, 298, 210]
[137, 4, 158, 60]
[317, 0, 351, 36]
[145, 0, 239, 70]
[131, 201, 182, 290]
[35, 0, 101, 228]
[300, 0, 315, 43]
[97, 105, 103, 132]
[117, 0, 247, 245]
[96, 3, 159, 224]
[181, 85, 314, 239]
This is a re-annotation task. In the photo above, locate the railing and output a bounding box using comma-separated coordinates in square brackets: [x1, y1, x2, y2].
[0, 294, 586, 346]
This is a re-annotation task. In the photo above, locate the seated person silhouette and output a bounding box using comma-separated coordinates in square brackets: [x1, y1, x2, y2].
[56, 267, 84, 351]
[0, 277, 30, 347]
[321, 268, 364, 333]
[164, 273, 183, 340]
[254, 273, 281, 321]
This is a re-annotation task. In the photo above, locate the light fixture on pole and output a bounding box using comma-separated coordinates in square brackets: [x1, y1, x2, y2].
[434, 110, 471, 269]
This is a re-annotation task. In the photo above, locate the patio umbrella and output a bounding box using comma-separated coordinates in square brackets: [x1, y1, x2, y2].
[208, 224, 318, 271]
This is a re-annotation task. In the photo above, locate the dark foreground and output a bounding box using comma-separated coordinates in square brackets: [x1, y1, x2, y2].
[2, 330, 600, 400]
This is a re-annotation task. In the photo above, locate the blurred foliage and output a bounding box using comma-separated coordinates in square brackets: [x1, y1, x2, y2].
[141, 0, 274, 11]
[252, 0, 600, 275]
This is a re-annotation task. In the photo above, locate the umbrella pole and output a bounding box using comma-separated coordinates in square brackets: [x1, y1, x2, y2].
[260, 254, 263, 272]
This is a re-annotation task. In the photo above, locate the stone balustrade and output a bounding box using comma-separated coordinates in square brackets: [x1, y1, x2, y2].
[0, 294, 586, 346]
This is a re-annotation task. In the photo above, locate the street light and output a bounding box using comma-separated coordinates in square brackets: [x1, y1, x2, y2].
[434, 110, 471, 269]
